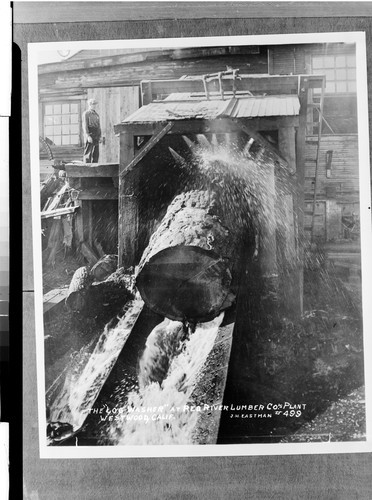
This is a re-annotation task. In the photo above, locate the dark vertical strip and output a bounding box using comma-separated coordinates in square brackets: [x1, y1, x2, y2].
[9, 41, 23, 500]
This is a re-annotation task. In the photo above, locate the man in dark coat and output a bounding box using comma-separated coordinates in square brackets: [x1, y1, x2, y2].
[82, 98, 101, 163]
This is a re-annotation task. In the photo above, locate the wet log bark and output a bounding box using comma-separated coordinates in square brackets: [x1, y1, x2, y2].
[135, 190, 238, 322]
[65, 266, 93, 313]
[66, 265, 134, 318]
[90, 254, 118, 282]
[86, 269, 133, 320]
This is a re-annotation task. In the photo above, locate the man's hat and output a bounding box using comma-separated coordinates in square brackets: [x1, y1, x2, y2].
[88, 98, 98, 105]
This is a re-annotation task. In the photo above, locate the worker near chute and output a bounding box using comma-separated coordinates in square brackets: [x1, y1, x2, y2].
[82, 98, 101, 163]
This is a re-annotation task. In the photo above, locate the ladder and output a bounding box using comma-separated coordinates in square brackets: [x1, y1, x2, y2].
[305, 78, 327, 242]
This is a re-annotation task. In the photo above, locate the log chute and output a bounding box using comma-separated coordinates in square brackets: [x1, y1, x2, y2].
[135, 190, 237, 323]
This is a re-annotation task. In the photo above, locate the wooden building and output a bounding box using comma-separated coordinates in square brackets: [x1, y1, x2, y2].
[39, 43, 360, 278]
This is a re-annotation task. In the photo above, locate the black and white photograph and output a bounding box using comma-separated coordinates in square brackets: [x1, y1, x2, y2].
[28, 32, 372, 459]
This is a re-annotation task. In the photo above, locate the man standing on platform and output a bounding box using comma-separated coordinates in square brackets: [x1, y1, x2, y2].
[82, 98, 101, 163]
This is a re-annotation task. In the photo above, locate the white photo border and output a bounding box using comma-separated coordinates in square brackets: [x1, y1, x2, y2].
[29, 31, 372, 459]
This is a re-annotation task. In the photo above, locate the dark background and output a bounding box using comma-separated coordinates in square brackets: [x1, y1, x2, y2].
[14, 2, 372, 499]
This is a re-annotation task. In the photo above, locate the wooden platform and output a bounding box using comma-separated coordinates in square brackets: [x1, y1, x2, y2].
[43, 287, 69, 318]
[65, 163, 119, 178]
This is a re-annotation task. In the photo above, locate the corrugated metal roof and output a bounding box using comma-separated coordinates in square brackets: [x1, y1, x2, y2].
[122, 95, 300, 124]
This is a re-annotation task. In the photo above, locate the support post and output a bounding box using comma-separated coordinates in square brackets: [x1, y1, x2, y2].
[278, 125, 302, 316]
[141, 81, 153, 105]
[82, 200, 93, 247]
[296, 77, 310, 315]
[119, 132, 138, 268]
[258, 154, 278, 313]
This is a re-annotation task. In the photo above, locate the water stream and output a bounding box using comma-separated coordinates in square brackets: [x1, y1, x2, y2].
[106, 313, 224, 445]
[48, 296, 144, 437]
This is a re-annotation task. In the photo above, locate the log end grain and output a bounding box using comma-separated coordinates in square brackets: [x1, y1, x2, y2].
[136, 245, 235, 322]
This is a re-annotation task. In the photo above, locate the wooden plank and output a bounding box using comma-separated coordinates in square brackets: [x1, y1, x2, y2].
[43, 288, 69, 315]
[65, 163, 119, 178]
[141, 80, 152, 106]
[38, 51, 268, 91]
[326, 200, 342, 241]
[77, 187, 118, 200]
[190, 321, 234, 444]
[13, 2, 372, 23]
[40, 206, 77, 219]
[258, 160, 277, 278]
[278, 127, 296, 174]
[295, 77, 308, 315]
[119, 133, 137, 268]
[74, 204, 84, 244]
[82, 201, 93, 247]
[278, 126, 302, 316]
[80, 242, 99, 266]
[139, 75, 324, 99]
[38, 47, 266, 77]
[115, 116, 300, 135]
[120, 122, 174, 178]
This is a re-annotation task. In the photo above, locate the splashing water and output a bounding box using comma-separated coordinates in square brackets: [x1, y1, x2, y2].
[189, 142, 298, 268]
[48, 296, 144, 433]
[106, 313, 224, 445]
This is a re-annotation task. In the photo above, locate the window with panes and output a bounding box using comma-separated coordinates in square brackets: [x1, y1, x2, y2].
[44, 102, 80, 146]
[312, 53, 356, 94]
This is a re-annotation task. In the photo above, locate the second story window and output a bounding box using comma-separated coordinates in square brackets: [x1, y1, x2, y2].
[44, 102, 80, 146]
[312, 53, 356, 94]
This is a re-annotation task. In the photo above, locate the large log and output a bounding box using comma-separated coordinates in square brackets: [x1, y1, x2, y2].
[66, 265, 134, 318]
[65, 266, 93, 313]
[135, 190, 238, 323]
[90, 254, 118, 282]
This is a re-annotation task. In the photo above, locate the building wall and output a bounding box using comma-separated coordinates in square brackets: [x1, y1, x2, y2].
[86, 86, 139, 163]
[38, 46, 268, 165]
[38, 43, 360, 244]
[304, 134, 359, 242]
[38, 46, 269, 90]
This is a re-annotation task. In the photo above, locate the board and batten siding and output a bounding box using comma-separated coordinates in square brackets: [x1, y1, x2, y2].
[86, 87, 140, 164]
[269, 45, 308, 75]
[38, 53, 269, 91]
[304, 134, 359, 241]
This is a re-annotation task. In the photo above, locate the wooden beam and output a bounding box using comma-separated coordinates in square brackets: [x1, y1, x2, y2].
[41, 206, 77, 219]
[82, 201, 93, 247]
[43, 288, 69, 316]
[115, 116, 299, 136]
[77, 187, 118, 200]
[141, 80, 153, 106]
[295, 76, 310, 316]
[258, 161, 278, 280]
[80, 242, 99, 266]
[65, 163, 119, 178]
[119, 133, 136, 268]
[140, 75, 324, 100]
[278, 127, 296, 173]
[278, 126, 302, 316]
[120, 122, 174, 178]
